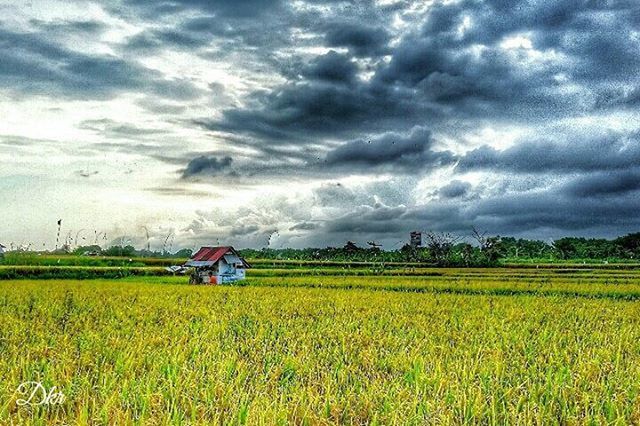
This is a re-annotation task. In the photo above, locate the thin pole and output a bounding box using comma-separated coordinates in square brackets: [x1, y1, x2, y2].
[55, 219, 62, 251]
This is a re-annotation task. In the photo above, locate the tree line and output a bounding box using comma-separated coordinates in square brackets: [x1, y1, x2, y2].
[240, 231, 640, 266]
[42, 231, 640, 267]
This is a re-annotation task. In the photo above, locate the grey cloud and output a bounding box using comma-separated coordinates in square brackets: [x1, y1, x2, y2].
[305, 168, 640, 244]
[29, 19, 107, 34]
[289, 222, 319, 231]
[178, 0, 640, 244]
[181, 156, 233, 178]
[145, 187, 214, 197]
[313, 183, 357, 207]
[324, 22, 391, 57]
[562, 170, 640, 198]
[0, 26, 203, 101]
[230, 224, 260, 236]
[302, 51, 358, 84]
[0, 135, 60, 148]
[208, 0, 640, 155]
[124, 28, 210, 51]
[183, 126, 455, 180]
[117, 0, 298, 60]
[135, 99, 187, 115]
[595, 85, 640, 110]
[79, 119, 167, 138]
[324, 127, 456, 171]
[313, 178, 417, 209]
[375, 30, 571, 119]
[126, 0, 285, 18]
[457, 130, 640, 174]
[207, 77, 411, 145]
[399, 190, 640, 240]
[438, 180, 471, 199]
[174, 168, 640, 248]
[4, 0, 640, 247]
[465, 190, 640, 233]
[324, 202, 408, 235]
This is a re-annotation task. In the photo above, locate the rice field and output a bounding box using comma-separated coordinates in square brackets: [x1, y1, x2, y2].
[1, 268, 640, 424]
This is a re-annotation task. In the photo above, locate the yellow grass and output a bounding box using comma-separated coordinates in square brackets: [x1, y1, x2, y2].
[1, 272, 640, 424]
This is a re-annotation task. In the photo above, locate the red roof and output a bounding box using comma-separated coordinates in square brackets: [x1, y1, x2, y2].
[191, 246, 232, 263]
[188, 246, 251, 268]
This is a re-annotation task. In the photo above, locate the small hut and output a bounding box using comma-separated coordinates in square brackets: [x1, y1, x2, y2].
[185, 246, 250, 284]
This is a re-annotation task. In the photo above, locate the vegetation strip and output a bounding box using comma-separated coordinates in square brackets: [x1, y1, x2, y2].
[2, 279, 640, 424]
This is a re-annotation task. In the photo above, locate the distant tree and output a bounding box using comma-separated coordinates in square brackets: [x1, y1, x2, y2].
[458, 243, 475, 266]
[173, 248, 193, 259]
[424, 232, 460, 266]
[343, 241, 360, 252]
[400, 244, 419, 262]
[614, 233, 640, 258]
[73, 245, 102, 256]
[553, 237, 621, 260]
[103, 245, 136, 257]
[471, 227, 504, 263]
[501, 237, 554, 259]
[553, 238, 578, 259]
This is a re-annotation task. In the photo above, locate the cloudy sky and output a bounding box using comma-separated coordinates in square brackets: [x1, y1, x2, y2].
[1, 0, 639, 250]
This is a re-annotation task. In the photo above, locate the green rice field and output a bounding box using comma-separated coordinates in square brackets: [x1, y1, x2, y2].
[1, 267, 640, 424]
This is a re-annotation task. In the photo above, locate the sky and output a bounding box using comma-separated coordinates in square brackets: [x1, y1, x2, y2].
[1, 0, 639, 251]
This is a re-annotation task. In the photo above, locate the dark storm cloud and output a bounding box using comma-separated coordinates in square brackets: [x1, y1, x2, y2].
[472, 175, 640, 233]
[463, 188, 640, 233]
[163, 0, 639, 242]
[205, 79, 388, 149]
[562, 170, 640, 198]
[315, 183, 640, 243]
[324, 22, 391, 57]
[177, 126, 453, 179]
[324, 202, 409, 235]
[0, 26, 202, 100]
[324, 127, 456, 171]
[301, 158, 640, 244]
[191, 5, 425, 146]
[209, 0, 638, 153]
[457, 130, 640, 173]
[181, 155, 233, 178]
[205, 74, 415, 145]
[302, 51, 358, 84]
[4, 0, 640, 245]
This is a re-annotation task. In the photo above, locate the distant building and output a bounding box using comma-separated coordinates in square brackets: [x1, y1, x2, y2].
[185, 246, 250, 284]
[410, 231, 422, 248]
[0, 243, 5, 258]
